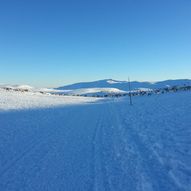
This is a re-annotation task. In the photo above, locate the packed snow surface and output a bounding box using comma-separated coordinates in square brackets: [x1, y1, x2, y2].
[0, 90, 191, 191]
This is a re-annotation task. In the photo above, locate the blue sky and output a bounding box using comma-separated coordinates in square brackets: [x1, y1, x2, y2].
[0, 0, 191, 87]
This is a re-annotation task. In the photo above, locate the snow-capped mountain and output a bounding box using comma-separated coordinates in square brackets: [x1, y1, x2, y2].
[57, 79, 191, 91]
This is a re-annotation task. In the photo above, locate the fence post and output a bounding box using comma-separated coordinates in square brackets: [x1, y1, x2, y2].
[128, 77, 133, 105]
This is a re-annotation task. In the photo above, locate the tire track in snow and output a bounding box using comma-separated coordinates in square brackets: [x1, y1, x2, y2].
[116, 103, 183, 191]
[0, 137, 47, 178]
[91, 101, 139, 191]
[90, 104, 111, 191]
[105, 102, 139, 191]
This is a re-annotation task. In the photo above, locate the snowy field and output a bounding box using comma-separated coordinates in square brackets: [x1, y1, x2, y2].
[0, 89, 100, 110]
[0, 90, 191, 191]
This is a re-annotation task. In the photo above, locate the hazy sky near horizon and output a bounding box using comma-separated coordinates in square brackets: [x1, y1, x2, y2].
[0, 0, 191, 87]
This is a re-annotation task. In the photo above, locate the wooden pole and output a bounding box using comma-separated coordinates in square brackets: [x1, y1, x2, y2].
[128, 77, 133, 105]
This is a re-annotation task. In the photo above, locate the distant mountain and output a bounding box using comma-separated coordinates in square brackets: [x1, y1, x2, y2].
[57, 79, 191, 91]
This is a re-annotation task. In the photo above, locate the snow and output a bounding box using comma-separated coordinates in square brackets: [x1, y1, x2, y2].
[0, 84, 34, 90]
[15, 85, 34, 90]
[0, 90, 191, 191]
[106, 79, 126, 84]
[59, 87, 127, 96]
[135, 88, 153, 91]
[0, 89, 100, 110]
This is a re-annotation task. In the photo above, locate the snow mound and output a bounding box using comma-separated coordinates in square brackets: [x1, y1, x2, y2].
[61, 88, 127, 96]
[16, 85, 34, 90]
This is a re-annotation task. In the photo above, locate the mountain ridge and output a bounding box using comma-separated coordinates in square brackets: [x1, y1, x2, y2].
[57, 79, 191, 91]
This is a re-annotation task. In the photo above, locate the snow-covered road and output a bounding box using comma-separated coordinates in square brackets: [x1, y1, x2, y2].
[0, 91, 191, 191]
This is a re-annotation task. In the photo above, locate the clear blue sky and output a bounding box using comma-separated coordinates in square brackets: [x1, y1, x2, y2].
[0, 0, 191, 87]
